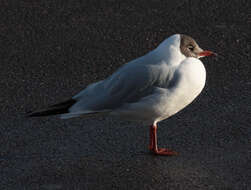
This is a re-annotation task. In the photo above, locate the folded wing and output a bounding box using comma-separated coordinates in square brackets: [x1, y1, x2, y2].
[62, 59, 174, 119]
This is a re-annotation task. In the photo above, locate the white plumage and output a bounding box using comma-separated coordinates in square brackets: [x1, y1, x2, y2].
[29, 34, 215, 155]
[61, 34, 206, 125]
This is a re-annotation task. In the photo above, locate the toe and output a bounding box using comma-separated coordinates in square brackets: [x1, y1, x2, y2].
[156, 148, 178, 156]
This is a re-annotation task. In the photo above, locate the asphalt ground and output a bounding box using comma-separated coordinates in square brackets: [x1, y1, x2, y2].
[0, 0, 250, 189]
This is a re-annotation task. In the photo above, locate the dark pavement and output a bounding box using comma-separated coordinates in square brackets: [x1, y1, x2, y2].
[0, 0, 250, 189]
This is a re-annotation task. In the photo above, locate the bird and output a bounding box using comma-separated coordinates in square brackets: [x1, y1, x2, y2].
[27, 34, 216, 156]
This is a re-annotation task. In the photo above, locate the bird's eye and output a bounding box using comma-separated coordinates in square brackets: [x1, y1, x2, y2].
[188, 45, 194, 51]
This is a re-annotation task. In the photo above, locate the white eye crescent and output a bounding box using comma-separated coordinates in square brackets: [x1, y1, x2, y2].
[188, 45, 194, 51]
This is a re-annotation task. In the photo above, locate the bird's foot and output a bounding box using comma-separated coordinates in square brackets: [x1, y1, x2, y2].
[151, 148, 178, 156]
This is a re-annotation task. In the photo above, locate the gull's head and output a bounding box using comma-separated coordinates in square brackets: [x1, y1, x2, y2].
[179, 34, 216, 59]
[156, 34, 216, 64]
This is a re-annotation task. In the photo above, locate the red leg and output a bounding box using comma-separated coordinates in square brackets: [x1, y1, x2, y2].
[149, 124, 178, 156]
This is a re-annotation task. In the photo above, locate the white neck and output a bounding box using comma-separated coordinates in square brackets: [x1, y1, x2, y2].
[152, 34, 186, 66]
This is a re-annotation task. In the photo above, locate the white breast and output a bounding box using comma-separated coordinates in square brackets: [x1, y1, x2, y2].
[157, 57, 206, 122]
[177, 57, 206, 94]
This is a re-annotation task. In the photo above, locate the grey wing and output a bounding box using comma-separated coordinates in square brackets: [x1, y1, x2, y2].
[68, 60, 174, 115]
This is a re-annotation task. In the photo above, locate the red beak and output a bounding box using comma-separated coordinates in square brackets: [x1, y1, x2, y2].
[198, 50, 217, 57]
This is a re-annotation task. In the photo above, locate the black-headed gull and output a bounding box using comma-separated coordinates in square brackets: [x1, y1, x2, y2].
[28, 34, 216, 156]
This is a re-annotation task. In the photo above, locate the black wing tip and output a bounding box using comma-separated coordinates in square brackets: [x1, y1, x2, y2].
[26, 111, 52, 117]
[26, 108, 66, 118]
[25, 110, 34, 117]
[26, 98, 77, 118]
[48, 98, 77, 108]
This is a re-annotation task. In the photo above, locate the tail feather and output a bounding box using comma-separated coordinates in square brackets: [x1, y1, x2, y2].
[27, 98, 77, 117]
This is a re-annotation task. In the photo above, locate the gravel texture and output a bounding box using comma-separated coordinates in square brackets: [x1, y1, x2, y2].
[0, 0, 250, 189]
